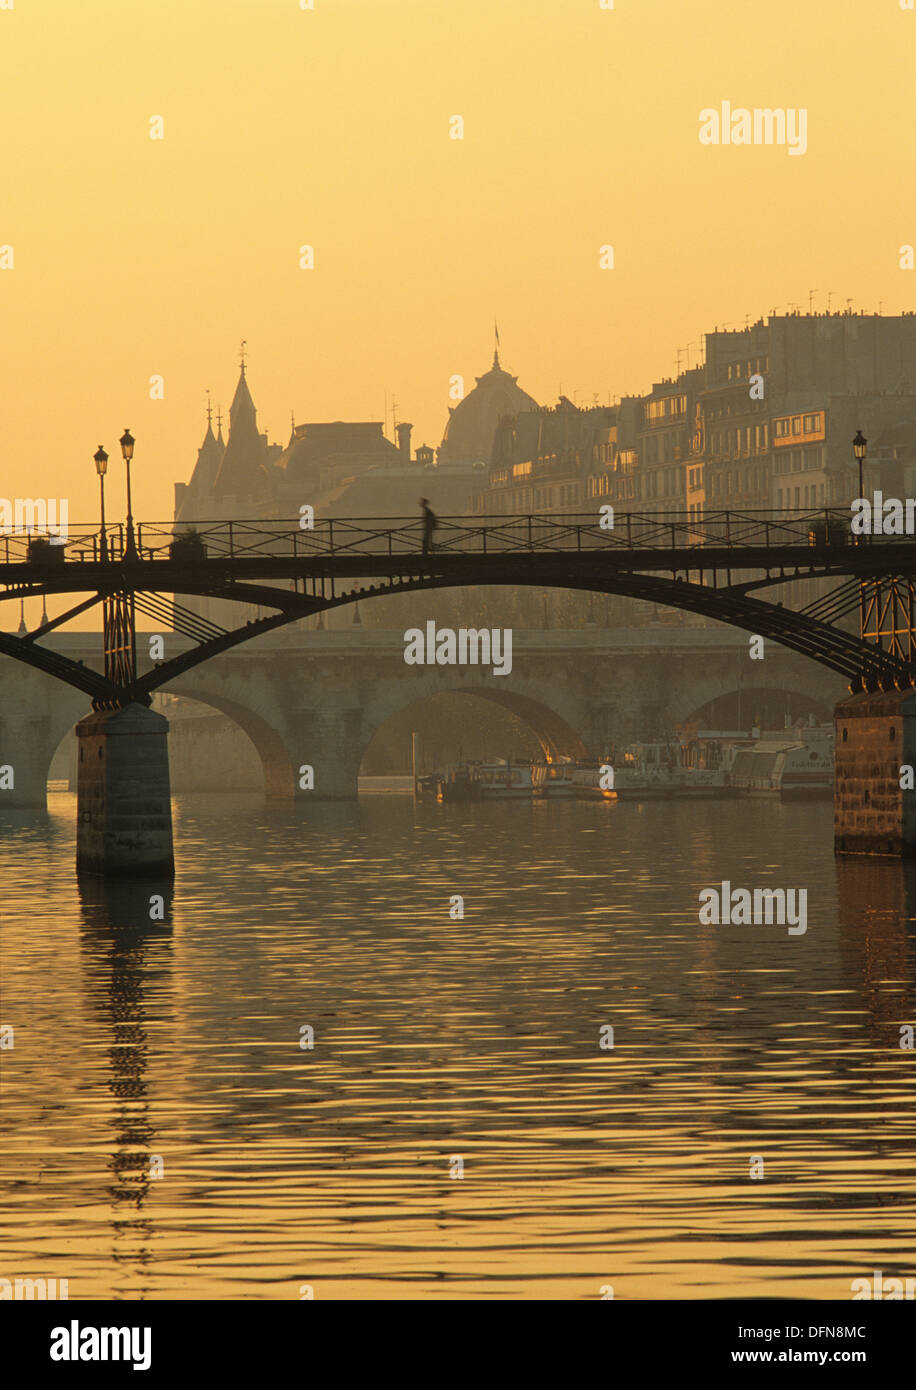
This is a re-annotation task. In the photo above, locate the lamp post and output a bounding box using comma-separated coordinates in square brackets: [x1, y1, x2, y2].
[120, 428, 136, 560]
[853, 430, 868, 550]
[853, 429, 867, 502]
[93, 445, 109, 560]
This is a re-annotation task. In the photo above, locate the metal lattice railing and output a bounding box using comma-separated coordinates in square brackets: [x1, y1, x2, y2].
[0, 508, 903, 567]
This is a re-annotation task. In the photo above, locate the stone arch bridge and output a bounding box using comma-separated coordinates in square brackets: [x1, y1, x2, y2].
[0, 627, 841, 807]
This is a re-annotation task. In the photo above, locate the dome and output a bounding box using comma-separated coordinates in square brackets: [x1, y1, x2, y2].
[438, 350, 539, 467]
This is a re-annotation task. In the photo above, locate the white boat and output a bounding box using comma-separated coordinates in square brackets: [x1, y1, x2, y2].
[612, 740, 732, 798]
[474, 759, 543, 798]
[726, 725, 833, 797]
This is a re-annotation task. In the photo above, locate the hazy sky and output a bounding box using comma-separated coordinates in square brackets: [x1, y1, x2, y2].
[2, 0, 914, 527]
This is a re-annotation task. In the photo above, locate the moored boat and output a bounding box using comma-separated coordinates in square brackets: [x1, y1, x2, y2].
[475, 759, 543, 798]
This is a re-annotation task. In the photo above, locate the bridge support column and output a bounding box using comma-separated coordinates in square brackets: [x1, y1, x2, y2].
[0, 715, 53, 808]
[294, 706, 365, 800]
[834, 690, 916, 856]
[76, 704, 174, 877]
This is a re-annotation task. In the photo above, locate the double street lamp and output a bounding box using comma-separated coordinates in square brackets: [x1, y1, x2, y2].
[93, 429, 136, 560]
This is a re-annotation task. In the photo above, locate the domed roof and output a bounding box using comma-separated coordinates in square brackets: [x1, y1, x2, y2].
[438, 350, 539, 467]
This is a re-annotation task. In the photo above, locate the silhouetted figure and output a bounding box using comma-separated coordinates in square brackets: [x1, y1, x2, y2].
[420, 497, 437, 555]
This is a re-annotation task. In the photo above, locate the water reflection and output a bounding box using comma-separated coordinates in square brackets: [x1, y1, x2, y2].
[76, 878, 174, 1287]
[0, 793, 913, 1298]
[835, 858, 916, 1044]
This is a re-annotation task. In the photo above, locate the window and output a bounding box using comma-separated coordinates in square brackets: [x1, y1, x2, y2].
[775, 418, 790, 438]
[792, 416, 802, 435]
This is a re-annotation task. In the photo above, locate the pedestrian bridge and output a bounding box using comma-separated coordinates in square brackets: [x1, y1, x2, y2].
[2, 509, 916, 704]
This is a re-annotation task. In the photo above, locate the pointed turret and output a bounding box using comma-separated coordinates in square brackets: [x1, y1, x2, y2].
[191, 416, 223, 492]
[213, 349, 269, 502]
[176, 400, 225, 521]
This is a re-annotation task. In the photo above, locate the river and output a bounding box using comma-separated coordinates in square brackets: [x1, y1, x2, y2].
[1, 792, 914, 1299]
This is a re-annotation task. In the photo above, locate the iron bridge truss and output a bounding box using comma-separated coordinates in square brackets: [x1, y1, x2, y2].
[2, 509, 916, 706]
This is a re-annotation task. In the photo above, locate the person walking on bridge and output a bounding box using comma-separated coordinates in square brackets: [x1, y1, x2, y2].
[419, 498, 437, 555]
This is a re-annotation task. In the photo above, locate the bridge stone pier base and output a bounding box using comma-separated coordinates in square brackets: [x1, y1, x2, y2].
[76, 704, 175, 877]
[0, 714, 56, 807]
[294, 706, 366, 800]
[835, 691, 916, 856]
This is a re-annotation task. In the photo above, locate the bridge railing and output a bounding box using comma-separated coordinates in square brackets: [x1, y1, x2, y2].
[0, 509, 897, 567]
[106, 510, 883, 558]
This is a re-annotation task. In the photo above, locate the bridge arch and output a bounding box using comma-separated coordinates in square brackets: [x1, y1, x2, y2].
[675, 684, 835, 730]
[666, 664, 841, 731]
[359, 682, 589, 773]
[160, 686, 296, 798]
[360, 670, 591, 765]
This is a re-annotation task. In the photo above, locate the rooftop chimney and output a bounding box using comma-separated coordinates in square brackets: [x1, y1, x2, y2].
[396, 422, 413, 459]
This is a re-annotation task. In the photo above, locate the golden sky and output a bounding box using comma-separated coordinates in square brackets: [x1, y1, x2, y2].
[1, 0, 914, 528]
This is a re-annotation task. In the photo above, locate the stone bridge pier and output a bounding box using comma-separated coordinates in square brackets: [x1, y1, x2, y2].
[0, 667, 86, 808]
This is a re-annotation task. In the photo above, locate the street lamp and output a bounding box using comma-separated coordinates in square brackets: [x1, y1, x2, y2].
[853, 429, 867, 500]
[93, 445, 109, 560]
[120, 428, 136, 559]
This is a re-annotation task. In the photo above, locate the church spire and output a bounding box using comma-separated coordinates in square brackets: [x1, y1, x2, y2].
[214, 347, 267, 501]
[201, 389, 217, 448]
[493, 319, 501, 370]
[228, 355, 257, 429]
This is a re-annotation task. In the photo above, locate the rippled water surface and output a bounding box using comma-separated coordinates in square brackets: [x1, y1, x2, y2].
[1, 792, 915, 1299]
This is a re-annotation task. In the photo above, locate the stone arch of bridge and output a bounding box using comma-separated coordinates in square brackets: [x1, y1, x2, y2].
[359, 679, 589, 766]
[162, 686, 296, 798]
[666, 672, 841, 730]
[677, 684, 835, 729]
[41, 686, 295, 799]
[8, 691, 90, 807]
